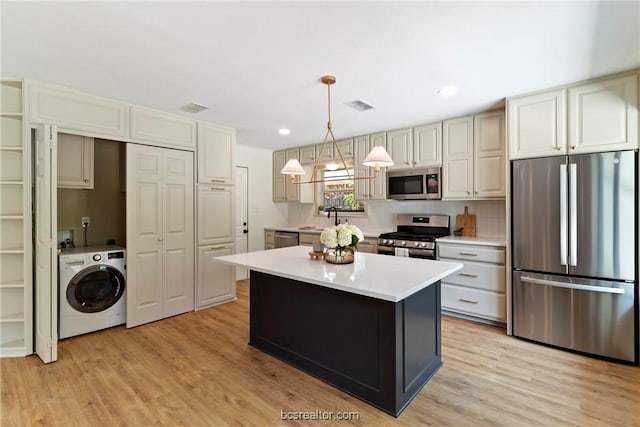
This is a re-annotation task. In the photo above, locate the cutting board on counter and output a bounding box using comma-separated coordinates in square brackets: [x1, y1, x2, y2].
[455, 206, 476, 237]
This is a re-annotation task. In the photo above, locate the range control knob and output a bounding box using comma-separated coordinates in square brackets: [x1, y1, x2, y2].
[414, 242, 420, 247]
[420, 242, 427, 248]
[401, 241, 406, 246]
[387, 240, 394, 245]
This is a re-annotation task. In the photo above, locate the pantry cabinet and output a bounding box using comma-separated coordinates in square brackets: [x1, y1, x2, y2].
[0, 80, 32, 357]
[57, 133, 94, 189]
[438, 242, 506, 323]
[197, 185, 234, 245]
[354, 132, 387, 201]
[197, 122, 235, 184]
[196, 244, 236, 309]
[507, 71, 638, 159]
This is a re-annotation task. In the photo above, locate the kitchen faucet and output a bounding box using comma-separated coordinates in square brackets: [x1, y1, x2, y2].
[327, 207, 340, 226]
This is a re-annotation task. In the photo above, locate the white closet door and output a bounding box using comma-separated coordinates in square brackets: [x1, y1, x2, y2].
[126, 144, 164, 327]
[34, 125, 57, 363]
[162, 149, 194, 317]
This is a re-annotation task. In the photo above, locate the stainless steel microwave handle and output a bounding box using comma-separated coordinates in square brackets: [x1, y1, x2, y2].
[559, 164, 568, 266]
[521, 276, 625, 294]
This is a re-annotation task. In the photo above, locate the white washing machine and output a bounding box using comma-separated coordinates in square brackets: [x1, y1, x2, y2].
[58, 246, 126, 339]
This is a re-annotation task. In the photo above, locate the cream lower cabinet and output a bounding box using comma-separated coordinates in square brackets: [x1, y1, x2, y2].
[438, 243, 506, 324]
[57, 133, 94, 189]
[356, 236, 378, 254]
[126, 144, 195, 328]
[264, 229, 275, 250]
[196, 244, 236, 309]
[197, 185, 234, 245]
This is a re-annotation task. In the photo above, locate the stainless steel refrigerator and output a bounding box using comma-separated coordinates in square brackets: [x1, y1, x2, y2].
[512, 150, 637, 362]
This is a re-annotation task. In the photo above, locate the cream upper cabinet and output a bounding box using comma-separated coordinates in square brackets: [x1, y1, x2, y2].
[335, 138, 354, 161]
[507, 71, 638, 159]
[568, 72, 638, 154]
[474, 111, 505, 198]
[354, 132, 386, 201]
[299, 145, 316, 165]
[57, 133, 94, 189]
[197, 122, 235, 184]
[315, 141, 334, 162]
[130, 106, 196, 150]
[386, 128, 412, 171]
[313, 138, 353, 164]
[272, 148, 313, 203]
[507, 88, 566, 159]
[413, 122, 442, 167]
[442, 116, 474, 199]
[29, 83, 128, 139]
[197, 185, 234, 245]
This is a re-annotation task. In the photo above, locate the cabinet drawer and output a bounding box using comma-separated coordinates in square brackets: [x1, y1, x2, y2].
[265, 230, 275, 245]
[438, 244, 505, 264]
[357, 239, 378, 254]
[440, 260, 505, 292]
[442, 284, 505, 321]
[299, 232, 317, 246]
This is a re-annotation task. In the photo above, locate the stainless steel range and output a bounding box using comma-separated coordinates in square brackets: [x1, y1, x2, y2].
[378, 214, 450, 259]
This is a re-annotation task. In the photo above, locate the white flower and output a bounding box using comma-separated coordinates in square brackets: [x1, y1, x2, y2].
[320, 224, 363, 249]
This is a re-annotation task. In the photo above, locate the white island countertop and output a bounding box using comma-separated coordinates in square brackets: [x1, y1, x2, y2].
[214, 246, 463, 302]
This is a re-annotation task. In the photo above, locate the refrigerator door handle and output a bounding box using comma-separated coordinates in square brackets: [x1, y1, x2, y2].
[559, 164, 568, 266]
[521, 276, 625, 295]
[569, 163, 577, 266]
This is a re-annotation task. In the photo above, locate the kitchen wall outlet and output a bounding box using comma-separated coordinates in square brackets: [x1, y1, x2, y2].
[81, 216, 90, 227]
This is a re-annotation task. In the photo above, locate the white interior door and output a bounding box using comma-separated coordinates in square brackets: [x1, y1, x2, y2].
[162, 149, 194, 317]
[34, 125, 58, 363]
[126, 143, 164, 327]
[235, 166, 248, 279]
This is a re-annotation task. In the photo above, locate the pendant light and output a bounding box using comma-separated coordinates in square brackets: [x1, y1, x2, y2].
[281, 75, 394, 184]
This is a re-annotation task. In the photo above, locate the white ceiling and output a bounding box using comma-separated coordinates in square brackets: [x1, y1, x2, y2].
[1, 1, 638, 150]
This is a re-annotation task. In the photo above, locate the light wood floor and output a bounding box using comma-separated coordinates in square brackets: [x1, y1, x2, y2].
[2, 279, 639, 426]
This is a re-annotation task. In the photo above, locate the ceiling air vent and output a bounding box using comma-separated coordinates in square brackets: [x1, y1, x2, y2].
[345, 99, 375, 112]
[180, 102, 209, 113]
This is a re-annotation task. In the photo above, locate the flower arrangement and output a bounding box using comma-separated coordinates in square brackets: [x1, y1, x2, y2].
[320, 223, 364, 250]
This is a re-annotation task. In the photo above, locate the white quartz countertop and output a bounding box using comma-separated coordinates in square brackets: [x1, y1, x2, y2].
[214, 245, 463, 302]
[436, 236, 506, 247]
[265, 226, 390, 238]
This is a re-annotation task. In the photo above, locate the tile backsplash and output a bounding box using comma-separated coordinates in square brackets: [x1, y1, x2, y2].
[288, 199, 506, 238]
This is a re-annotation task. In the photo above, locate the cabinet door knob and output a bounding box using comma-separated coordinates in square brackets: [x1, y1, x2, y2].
[570, 145, 577, 150]
[467, 191, 471, 195]
[474, 191, 478, 194]
[84, 179, 89, 183]
[555, 147, 562, 151]
[158, 237, 163, 242]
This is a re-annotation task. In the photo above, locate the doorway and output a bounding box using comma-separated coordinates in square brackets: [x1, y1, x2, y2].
[235, 166, 249, 280]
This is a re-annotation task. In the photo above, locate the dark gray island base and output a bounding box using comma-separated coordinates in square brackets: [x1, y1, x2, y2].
[249, 270, 442, 417]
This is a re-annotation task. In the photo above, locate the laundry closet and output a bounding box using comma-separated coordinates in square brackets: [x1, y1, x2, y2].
[0, 79, 236, 362]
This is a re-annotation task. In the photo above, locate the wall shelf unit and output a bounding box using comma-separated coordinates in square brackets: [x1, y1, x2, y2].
[0, 79, 32, 358]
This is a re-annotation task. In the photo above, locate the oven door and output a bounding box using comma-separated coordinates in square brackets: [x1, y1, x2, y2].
[377, 246, 436, 260]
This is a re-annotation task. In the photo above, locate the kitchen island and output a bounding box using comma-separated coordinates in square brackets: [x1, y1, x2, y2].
[214, 246, 463, 417]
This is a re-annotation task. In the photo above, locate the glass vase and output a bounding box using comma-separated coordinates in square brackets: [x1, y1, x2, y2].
[325, 247, 355, 264]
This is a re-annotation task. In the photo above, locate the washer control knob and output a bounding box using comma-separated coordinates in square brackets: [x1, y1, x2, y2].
[92, 254, 102, 262]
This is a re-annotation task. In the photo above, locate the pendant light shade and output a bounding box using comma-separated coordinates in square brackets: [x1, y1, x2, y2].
[363, 145, 395, 171]
[280, 158, 305, 175]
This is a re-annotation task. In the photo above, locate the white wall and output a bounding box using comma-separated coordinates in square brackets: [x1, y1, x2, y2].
[235, 144, 288, 251]
[289, 199, 506, 238]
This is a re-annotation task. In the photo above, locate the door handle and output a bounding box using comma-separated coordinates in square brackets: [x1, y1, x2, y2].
[569, 163, 577, 267]
[559, 164, 568, 266]
[458, 273, 478, 278]
[243, 230, 248, 234]
[521, 276, 624, 294]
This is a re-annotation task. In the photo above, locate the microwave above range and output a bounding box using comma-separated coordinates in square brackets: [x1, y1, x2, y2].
[387, 167, 442, 200]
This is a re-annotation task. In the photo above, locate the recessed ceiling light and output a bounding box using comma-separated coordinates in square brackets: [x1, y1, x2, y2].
[438, 86, 457, 97]
[279, 128, 291, 135]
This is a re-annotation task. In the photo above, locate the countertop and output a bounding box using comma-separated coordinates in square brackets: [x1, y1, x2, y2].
[265, 226, 390, 239]
[213, 245, 463, 302]
[436, 236, 506, 247]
